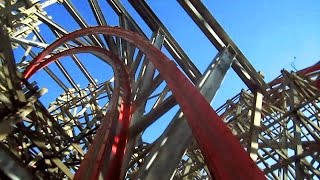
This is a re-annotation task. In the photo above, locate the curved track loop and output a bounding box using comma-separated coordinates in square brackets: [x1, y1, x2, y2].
[24, 47, 131, 179]
[24, 27, 265, 180]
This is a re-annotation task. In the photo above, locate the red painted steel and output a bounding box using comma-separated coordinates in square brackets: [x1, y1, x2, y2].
[24, 27, 266, 179]
[24, 47, 132, 180]
[269, 63, 320, 88]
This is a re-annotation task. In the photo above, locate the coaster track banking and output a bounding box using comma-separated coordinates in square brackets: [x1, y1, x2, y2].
[23, 26, 265, 180]
[1, 1, 319, 179]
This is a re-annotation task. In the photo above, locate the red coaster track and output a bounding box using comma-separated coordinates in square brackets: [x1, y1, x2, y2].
[23, 27, 265, 180]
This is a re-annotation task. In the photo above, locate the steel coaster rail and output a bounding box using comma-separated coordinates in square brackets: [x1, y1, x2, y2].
[24, 46, 131, 180]
[24, 26, 266, 179]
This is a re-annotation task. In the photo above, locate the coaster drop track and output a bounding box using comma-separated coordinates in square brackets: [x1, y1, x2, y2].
[23, 27, 265, 180]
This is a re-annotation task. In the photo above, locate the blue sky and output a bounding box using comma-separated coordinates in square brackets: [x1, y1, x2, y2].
[144, 0, 320, 108]
[19, 1, 320, 142]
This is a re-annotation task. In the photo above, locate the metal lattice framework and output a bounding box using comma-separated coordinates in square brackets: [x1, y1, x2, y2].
[217, 66, 320, 179]
[0, 0, 319, 180]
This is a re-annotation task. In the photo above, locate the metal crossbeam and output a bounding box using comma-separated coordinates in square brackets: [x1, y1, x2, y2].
[0, 1, 318, 179]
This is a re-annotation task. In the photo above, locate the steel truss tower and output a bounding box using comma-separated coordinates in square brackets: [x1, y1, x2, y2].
[0, 0, 319, 179]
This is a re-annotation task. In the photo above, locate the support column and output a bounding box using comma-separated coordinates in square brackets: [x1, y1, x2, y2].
[135, 48, 235, 179]
[248, 91, 263, 161]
